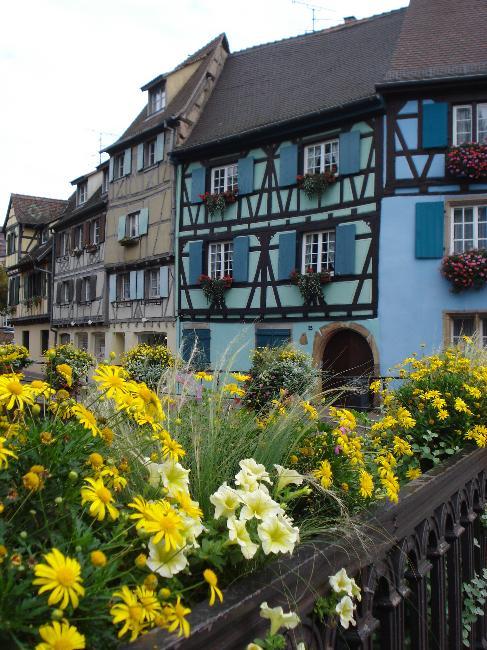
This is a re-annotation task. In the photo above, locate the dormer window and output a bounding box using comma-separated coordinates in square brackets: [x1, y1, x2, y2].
[114, 152, 125, 180]
[77, 181, 87, 205]
[148, 85, 165, 115]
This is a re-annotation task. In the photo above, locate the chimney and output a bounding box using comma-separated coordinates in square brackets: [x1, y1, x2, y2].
[343, 16, 357, 23]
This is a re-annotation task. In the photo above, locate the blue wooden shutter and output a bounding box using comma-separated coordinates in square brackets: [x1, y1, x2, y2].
[256, 329, 291, 348]
[182, 329, 211, 367]
[136, 270, 144, 299]
[238, 157, 254, 195]
[334, 223, 356, 275]
[233, 235, 249, 282]
[279, 144, 298, 186]
[422, 103, 448, 148]
[415, 202, 444, 258]
[109, 158, 114, 182]
[136, 144, 144, 171]
[191, 167, 206, 203]
[117, 215, 126, 241]
[160, 266, 169, 298]
[139, 208, 149, 235]
[129, 271, 137, 299]
[278, 231, 296, 280]
[123, 147, 132, 175]
[188, 241, 203, 284]
[109, 275, 116, 302]
[339, 131, 361, 175]
[155, 133, 164, 162]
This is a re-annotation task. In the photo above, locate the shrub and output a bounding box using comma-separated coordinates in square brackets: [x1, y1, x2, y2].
[0, 343, 31, 374]
[121, 343, 175, 389]
[44, 344, 94, 391]
[243, 345, 318, 411]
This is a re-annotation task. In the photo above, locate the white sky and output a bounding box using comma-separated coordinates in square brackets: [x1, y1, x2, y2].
[0, 0, 408, 220]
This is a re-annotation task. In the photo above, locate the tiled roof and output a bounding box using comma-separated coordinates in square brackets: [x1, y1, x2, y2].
[179, 9, 405, 150]
[385, 0, 487, 84]
[54, 187, 106, 230]
[7, 194, 67, 227]
[16, 240, 52, 268]
[105, 34, 228, 152]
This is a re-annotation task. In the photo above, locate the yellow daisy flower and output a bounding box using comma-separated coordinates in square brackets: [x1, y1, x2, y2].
[110, 586, 147, 642]
[312, 460, 333, 489]
[71, 404, 100, 437]
[135, 585, 163, 622]
[203, 569, 223, 606]
[0, 436, 17, 468]
[164, 597, 191, 638]
[0, 375, 34, 411]
[33, 549, 85, 609]
[129, 499, 184, 550]
[92, 364, 128, 398]
[81, 477, 119, 521]
[36, 621, 85, 650]
[161, 433, 186, 462]
[359, 470, 374, 498]
[56, 364, 73, 388]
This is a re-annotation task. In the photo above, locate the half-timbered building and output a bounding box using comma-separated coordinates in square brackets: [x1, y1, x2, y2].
[102, 35, 228, 359]
[174, 10, 405, 395]
[3, 194, 67, 370]
[377, 0, 487, 370]
[51, 164, 108, 360]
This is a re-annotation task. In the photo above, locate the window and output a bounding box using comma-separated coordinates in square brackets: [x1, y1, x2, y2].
[60, 232, 70, 256]
[22, 330, 29, 351]
[41, 330, 49, 354]
[453, 104, 487, 145]
[211, 164, 238, 194]
[256, 329, 291, 349]
[145, 139, 156, 167]
[148, 85, 165, 114]
[138, 332, 167, 346]
[61, 281, 70, 303]
[147, 268, 160, 298]
[304, 139, 339, 174]
[449, 314, 487, 346]
[114, 152, 125, 179]
[90, 219, 100, 245]
[6, 232, 16, 255]
[93, 333, 106, 360]
[209, 241, 233, 278]
[451, 205, 487, 253]
[40, 228, 48, 244]
[126, 212, 139, 238]
[77, 181, 87, 205]
[76, 332, 88, 351]
[60, 333, 70, 345]
[302, 230, 335, 272]
[73, 225, 83, 249]
[81, 278, 91, 302]
[102, 168, 109, 193]
[117, 273, 131, 301]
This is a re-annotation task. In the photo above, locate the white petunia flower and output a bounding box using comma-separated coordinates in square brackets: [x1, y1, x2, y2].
[350, 577, 362, 602]
[239, 458, 272, 483]
[210, 482, 242, 519]
[159, 459, 190, 497]
[329, 568, 353, 596]
[274, 464, 304, 492]
[146, 539, 188, 578]
[227, 516, 258, 559]
[240, 489, 283, 521]
[235, 469, 260, 493]
[180, 513, 204, 547]
[259, 602, 300, 636]
[335, 595, 356, 629]
[257, 514, 299, 555]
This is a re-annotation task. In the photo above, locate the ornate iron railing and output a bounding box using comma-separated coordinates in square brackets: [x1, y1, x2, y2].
[130, 446, 487, 650]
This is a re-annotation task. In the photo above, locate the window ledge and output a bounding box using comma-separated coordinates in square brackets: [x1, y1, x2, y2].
[119, 236, 140, 247]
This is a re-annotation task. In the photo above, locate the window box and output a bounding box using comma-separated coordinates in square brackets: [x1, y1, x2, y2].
[441, 249, 487, 293]
[199, 274, 232, 310]
[200, 190, 238, 217]
[446, 143, 487, 181]
[85, 244, 99, 254]
[119, 236, 140, 247]
[297, 170, 337, 199]
[290, 268, 331, 306]
[71, 247, 84, 257]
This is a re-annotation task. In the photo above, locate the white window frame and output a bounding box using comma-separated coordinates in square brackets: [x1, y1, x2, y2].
[145, 139, 156, 167]
[211, 164, 238, 194]
[93, 333, 106, 360]
[450, 205, 487, 253]
[90, 219, 100, 245]
[147, 268, 160, 298]
[453, 105, 473, 146]
[126, 212, 139, 238]
[77, 182, 87, 205]
[60, 232, 70, 256]
[302, 230, 336, 273]
[208, 241, 233, 279]
[73, 225, 83, 249]
[61, 281, 70, 304]
[81, 278, 91, 303]
[114, 152, 125, 179]
[149, 86, 165, 114]
[118, 273, 131, 301]
[304, 139, 339, 175]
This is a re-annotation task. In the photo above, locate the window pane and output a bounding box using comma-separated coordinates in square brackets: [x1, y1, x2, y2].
[452, 317, 474, 343]
[226, 165, 238, 192]
[455, 106, 472, 144]
[323, 140, 338, 172]
[305, 145, 322, 174]
[321, 231, 335, 270]
[304, 233, 319, 272]
[478, 105, 487, 144]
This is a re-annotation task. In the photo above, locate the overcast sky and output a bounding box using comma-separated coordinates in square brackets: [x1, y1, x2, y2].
[0, 0, 408, 220]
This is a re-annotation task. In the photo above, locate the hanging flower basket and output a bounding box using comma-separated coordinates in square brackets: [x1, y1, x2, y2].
[446, 144, 487, 180]
[85, 244, 98, 254]
[199, 190, 238, 217]
[441, 249, 487, 292]
[290, 267, 331, 306]
[199, 274, 233, 309]
[119, 236, 139, 247]
[296, 169, 337, 199]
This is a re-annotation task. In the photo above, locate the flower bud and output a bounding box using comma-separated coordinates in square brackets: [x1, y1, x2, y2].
[54, 497, 63, 505]
[134, 553, 147, 569]
[51, 609, 64, 621]
[68, 471, 78, 482]
[19, 531, 27, 540]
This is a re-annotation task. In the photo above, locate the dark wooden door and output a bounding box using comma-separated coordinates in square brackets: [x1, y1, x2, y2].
[322, 330, 374, 409]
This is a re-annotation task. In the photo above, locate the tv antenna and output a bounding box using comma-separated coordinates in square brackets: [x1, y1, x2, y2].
[291, 0, 336, 32]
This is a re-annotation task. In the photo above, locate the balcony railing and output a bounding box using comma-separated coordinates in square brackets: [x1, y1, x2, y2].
[131, 446, 487, 649]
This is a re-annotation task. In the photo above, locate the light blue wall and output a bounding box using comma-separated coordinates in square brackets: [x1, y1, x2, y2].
[378, 194, 487, 373]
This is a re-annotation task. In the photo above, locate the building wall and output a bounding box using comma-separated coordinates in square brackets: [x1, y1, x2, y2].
[13, 321, 54, 373]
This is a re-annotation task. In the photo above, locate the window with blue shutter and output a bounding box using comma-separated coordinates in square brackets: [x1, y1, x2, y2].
[136, 144, 144, 171]
[238, 158, 254, 195]
[129, 271, 137, 299]
[188, 241, 203, 284]
[109, 158, 114, 182]
[256, 329, 291, 348]
[279, 144, 298, 186]
[155, 133, 164, 163]
[136, 270, 144, 299]
[191, 167, 206, 203]
[415, 202, 444, 258]
[182, 329, 211, 369]
[422, 103, 448, 148]
[339, 131, 361, 175]
[278, 231, 297, 280]
[232, 235, 249, 282]
[117, 215, 126, 241]
[123, 147, 132, 176]
[139, 208, 149, 236]
[109, 275, 116, 302]
[334, 223, 356, 275]
[160, 266, 169, 298]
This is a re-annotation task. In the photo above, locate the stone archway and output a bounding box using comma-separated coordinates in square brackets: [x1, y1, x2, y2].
[312, 323, 380, 409]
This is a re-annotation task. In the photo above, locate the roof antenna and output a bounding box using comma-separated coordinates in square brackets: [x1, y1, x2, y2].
[291, 0, 336, 32]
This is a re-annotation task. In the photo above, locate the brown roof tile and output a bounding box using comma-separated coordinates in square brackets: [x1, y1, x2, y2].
[7, 194, 68, 227]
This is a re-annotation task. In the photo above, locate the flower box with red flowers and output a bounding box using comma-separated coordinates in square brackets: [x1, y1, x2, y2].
[290, 267, 331, 306]
[441, 249, 487, 293]
[199, 274, 233, 309]
[446, 143, 487, 181]
[296, 169, 337, 199]
[199, 190, 238, 217]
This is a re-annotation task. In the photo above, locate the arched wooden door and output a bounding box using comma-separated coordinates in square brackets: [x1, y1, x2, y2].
[322, 329, 374, 409]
